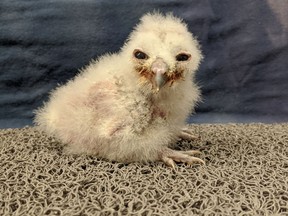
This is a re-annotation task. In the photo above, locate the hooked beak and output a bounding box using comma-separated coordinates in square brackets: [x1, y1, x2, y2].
[151, 58, 169, 92]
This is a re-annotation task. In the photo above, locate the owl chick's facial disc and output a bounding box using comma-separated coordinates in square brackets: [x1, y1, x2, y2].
[133, 49, 191, 92]
[123, 13, 202, 93]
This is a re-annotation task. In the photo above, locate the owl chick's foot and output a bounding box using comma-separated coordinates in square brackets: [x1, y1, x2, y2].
[160, 148, 205, 169]
[179, 127, 200, 141]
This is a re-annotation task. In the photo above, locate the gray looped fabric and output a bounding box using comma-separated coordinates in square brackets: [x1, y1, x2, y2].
[0, 124, 287, 215]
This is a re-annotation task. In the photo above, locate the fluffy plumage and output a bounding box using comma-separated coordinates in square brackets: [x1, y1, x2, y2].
[35, 12, 204, 168]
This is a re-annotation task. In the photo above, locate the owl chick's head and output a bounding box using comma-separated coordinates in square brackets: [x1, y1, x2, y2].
[121, 12, 203, 92]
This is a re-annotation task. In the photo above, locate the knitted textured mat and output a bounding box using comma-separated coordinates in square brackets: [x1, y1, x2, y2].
[0, 124, 287, 215]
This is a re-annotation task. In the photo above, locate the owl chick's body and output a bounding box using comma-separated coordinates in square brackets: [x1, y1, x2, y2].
[35, 13, 204, 168]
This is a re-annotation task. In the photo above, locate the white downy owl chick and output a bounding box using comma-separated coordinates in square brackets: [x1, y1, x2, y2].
[35, 12, 204, 168]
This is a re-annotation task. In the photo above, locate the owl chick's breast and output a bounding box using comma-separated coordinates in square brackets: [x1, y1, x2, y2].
[116, 90, 169, 136]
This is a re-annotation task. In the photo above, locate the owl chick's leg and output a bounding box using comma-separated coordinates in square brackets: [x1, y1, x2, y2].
[178, 127, 200, 141]
[159, 148, 205, 169]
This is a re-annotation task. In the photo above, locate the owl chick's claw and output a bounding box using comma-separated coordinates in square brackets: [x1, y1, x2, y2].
[179, 150, 202, 156]
[160, 148, 205, 169]
[179, 127, 201, 141]
[161, 155, 177, 169]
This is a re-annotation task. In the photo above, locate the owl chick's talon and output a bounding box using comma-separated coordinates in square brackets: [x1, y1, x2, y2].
[179, 128, 201, 141]
[160, 148, 205, 168]
[161, 156, 176, 170]
[180, 150, 202, 156]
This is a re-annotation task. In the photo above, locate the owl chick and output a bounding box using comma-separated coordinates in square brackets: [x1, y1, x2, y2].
[35, 12, 204, 168]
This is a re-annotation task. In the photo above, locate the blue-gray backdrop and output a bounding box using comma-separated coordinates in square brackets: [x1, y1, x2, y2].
[1, 0, 288, 128]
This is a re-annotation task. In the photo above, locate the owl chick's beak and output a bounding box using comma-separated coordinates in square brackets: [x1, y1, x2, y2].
[151, 58, 169, 92]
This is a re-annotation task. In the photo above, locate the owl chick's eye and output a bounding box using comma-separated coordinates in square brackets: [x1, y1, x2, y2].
[176, 53, 191, 61]
[133, 50, 148, 60]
